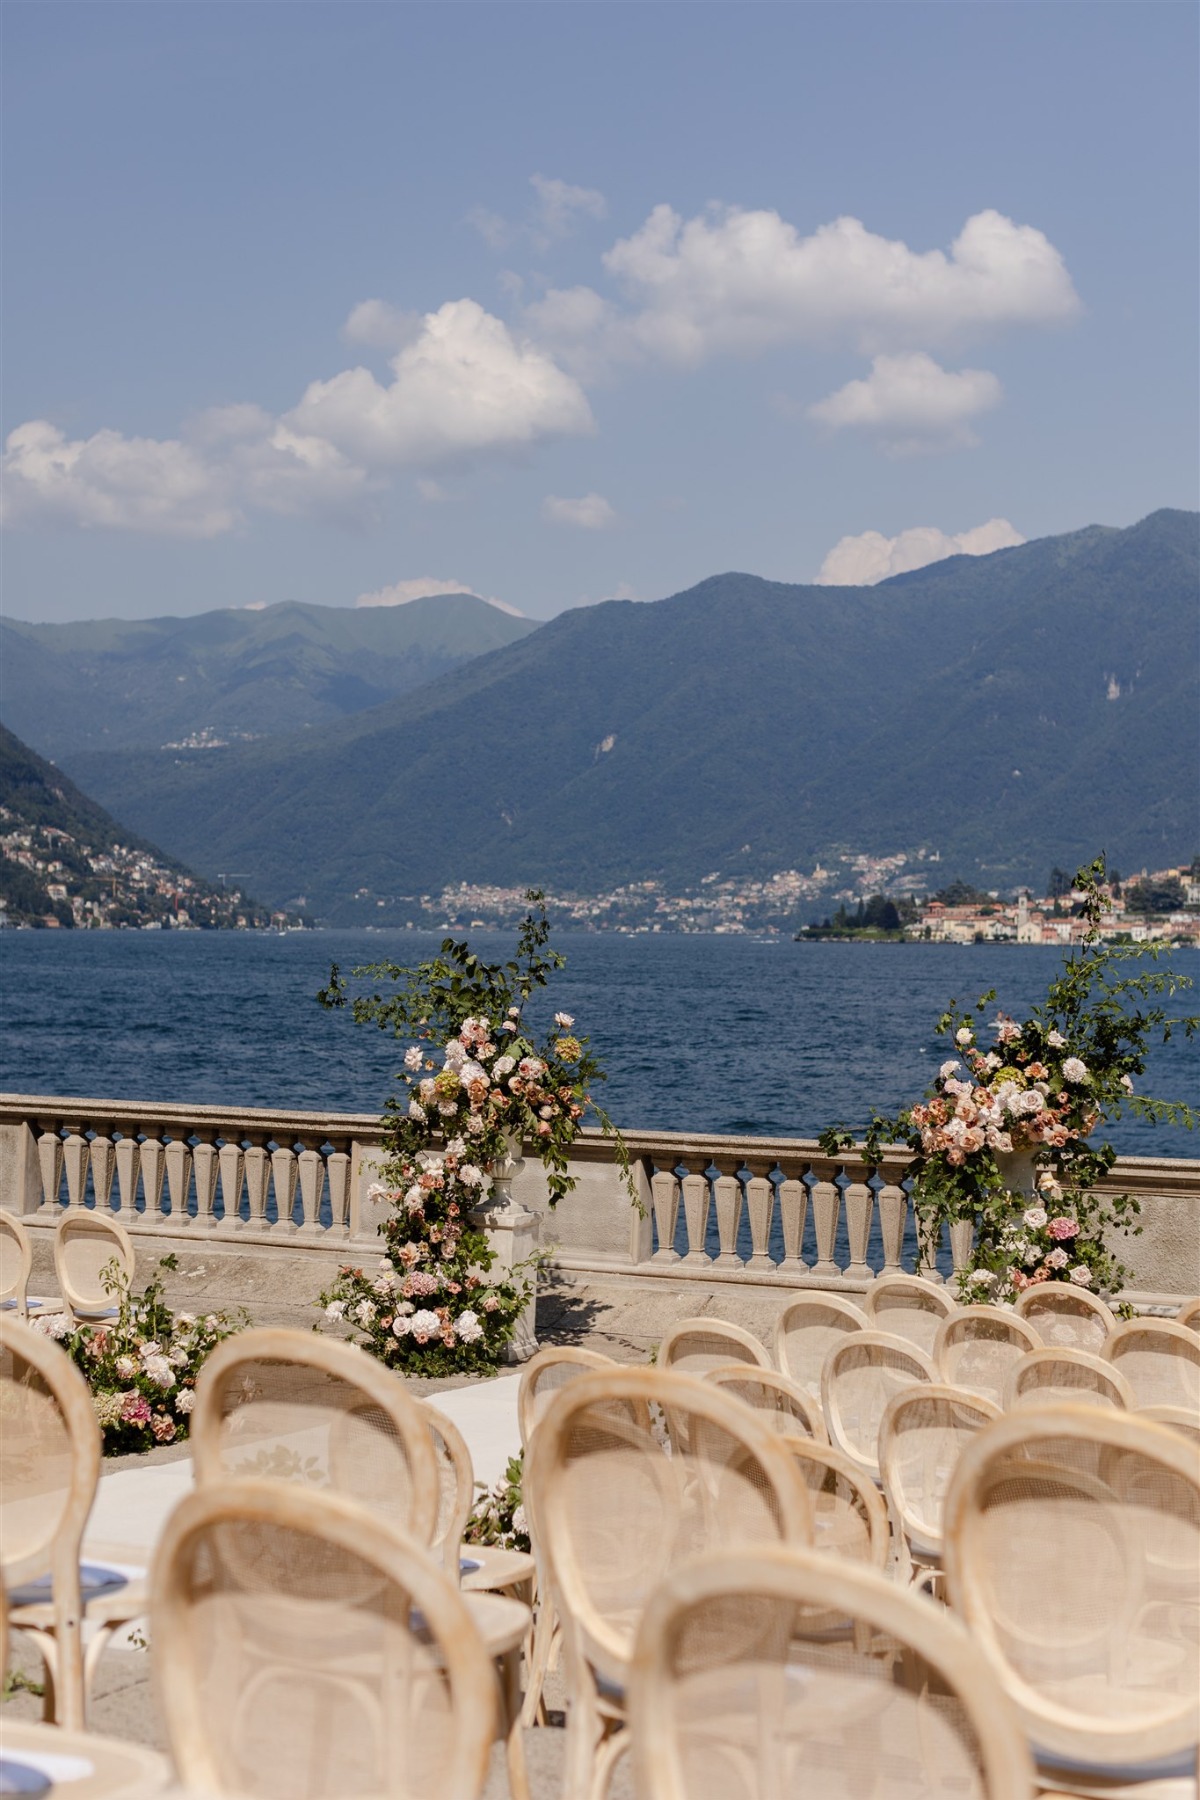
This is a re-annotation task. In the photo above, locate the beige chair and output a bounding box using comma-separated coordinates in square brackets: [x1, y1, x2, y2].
[0, 1210, 34, 1319]
[657, 1316, 771, 1376]
[53, 1211, 136, 1325]
[934, 1305, 1043, 1405]
[821, 1331, 937, 1482]
[526, 1365, 812, 1800]
[1101, 1318, 1200, 1413]
[0, 1315, 148, 1729]
[879, 1384, 1001, 1585]
[944, 1405, 1200, 1792]
[1141, 1403, 1200, 1446]
[628, 1545, 1037, 1800]
[1175, 1297, 1200, 1334]
[151, 1479, 499, 1800]
[772, 1292, 866, 1401]
[517, 1345, 616, 1448]
[860, 1272, 957, 1354]
[191, 1327, 440, 1549]
[1013, 1282, 1115, 1352]
[703, 1363, 829, 1442]
[1003, 1345, 1134, 1412]
[778, 1434, 891, 1572]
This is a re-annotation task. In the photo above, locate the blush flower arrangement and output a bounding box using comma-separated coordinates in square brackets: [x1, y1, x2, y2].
[960, 1170, 1126, 1305]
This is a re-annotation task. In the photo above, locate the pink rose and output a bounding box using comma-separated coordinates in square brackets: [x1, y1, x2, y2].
[120, 1393, 152, 1426]
[1046, 1217, 1079, 1240]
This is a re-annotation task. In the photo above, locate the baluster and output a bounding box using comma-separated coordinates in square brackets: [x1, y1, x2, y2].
[271, 1144, 298, 1231]
[777, 1174, 810, 1273]
[218, 1137, 246, 1229]
[744, 1163, 775, 1272]
[243, 1134, 271, 1231]
[36, 1122, 64, 1214]
[192, 1134, 219, 1229]
[164, 1137, 193, 1223]
[297, 1146, 326, 1235]
[712, 1169, 743, 1270]
[877, 1179, 908, 1273]
[650, 1168, 680, 1263]
[139, 1126, 167, 1224]
[326, 1141, 351, 1235]
[89, 1126, 116, 1217]
[62, 1121, 89, 1210]
[113, 1134, 140, 1217]
[949, 1220, 975, 1277]
[843, 1173, 874, 1282]
[810, 1168, 841, 1277]
[679, 1169, 711, 1266]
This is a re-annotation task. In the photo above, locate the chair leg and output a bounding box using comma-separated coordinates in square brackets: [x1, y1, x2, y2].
[591, 1725, 628, 1800]
[521, 1598, 559, 1728]
[562, 1645, 603, 1800]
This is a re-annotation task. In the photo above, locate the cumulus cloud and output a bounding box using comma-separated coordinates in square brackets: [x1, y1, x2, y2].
[355, 576, 524, 617]
[807, 351, 1002, 452]
[342, 299, 421, 351]
[541, 491, 618, 530]
[530, 173, 607, 240]
[816, 517, 1026, 586]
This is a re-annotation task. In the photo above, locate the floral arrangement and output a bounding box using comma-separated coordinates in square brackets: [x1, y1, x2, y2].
[463, 1452, 530, 1555]
[31, 1255, 245, 1454]
[317, 893, 630, 1373]
[960, 1168, 1127, 1304]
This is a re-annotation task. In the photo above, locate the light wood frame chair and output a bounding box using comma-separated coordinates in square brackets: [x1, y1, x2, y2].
[1140, 1403, 1200, 1446]
[1175, 1297, 1200, 1334]
[777, 1434, 891, 1573]
[944, 1404, 1200, 1788]
[1013, 1282, 1115, 1352]
[860, 1272, 957, 1355]
[425, 1401, 536, 1599]
[151, 1479, 499, 1800]
[53, 1211, 136, 1325]
[657, 1317, 771, 1376]
[0, 1314, 148, 1729]
[0, 1210, 34, 1319]
[628, 1545, 1037, 1800]
[821, 1330, 937, 1483]
[933, 1304, 1043, 1405]
[879, 1383, 1001, 1586]
[1002, 1345, 1134, 1412]
[1101, 1317, 1200, 1413]
[517, 1345, 616, 1448]
[703, 1362, 829, 1442]
[525, 1365, 812, 1800]
[771, 1292, 866, 1400]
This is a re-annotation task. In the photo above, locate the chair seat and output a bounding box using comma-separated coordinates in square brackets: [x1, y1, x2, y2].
[459, 1545, 537, 1596]
[8, 1561, 147, 1629]
[1035, 1740, 1199, 1800]
[0, 1719, 169, 1800]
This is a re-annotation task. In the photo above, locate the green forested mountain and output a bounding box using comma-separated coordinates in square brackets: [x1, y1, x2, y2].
[1, 594, 533, 758]
[58, 509, 1200, 916]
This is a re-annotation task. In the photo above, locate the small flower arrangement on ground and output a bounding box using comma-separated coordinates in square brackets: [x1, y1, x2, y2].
[31, 1254, 246, 1454]
[463, 1452, 530, 1555]
[960, 1169, 1128, 1304]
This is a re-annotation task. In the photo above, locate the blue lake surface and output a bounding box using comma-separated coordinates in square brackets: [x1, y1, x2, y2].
[1, 931, 1196, 1156]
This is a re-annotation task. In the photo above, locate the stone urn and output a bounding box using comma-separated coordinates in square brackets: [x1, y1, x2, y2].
[471, 1130, 539, 1361]
[993, 1146, 1040, 1200]
[477, 1130, 527, 1220]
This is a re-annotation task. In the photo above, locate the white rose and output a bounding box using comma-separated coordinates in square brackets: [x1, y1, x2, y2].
[391, 1315, 412, 1337]
[408, 1101, 427, 1123]
[454, 1309, 483, 1343]
[955, 1028, 973, 1045]
[939, 1060, 961, 1080]
[325, 1300, 346, 1320]
[493, 1055, 516, 1078]
[1047, 1030, 1067, 1049]
[409, 1310, 441, 1343]
[353, 1301, 376, 1326]
[1023, 1207, 1048, 1230]
[175, 1389, 196, 1415]
[404, 1046, 423, 1070]
[144, 1355, 175, 1391]
[1068, 1265, 1093, 1286]
[554, 1012, 574, 1029]
[1062, 1057, 1088, 1083]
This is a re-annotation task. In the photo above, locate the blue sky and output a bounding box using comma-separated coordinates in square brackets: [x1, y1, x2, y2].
[3, 1, 1197, 622]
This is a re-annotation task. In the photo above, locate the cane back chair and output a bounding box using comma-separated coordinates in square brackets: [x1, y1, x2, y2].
[1101, 1319, 1200, 1414]
[860, 1273, 957, 1356]
[879, 1384, 1001, 1585]
[517, 1346, 616, 1448]
[53, 1211, 135, 1326]
[657, 1317, 771, 1377]
[771, 1293, 866, 1403]
[934, 1305, 1043, 1406]
[821, 1331, 937, 1483]
[1002, 1346, 1133, 1413]
[1013, 1283, 1115, 1353]
[704, 1364, 828, 1442]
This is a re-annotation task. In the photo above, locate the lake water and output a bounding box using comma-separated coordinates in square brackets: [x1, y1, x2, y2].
[1, 931, 1196, 1156]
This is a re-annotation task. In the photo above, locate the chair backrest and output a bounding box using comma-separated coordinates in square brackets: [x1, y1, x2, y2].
[516, 1345, 615, 1447]
[1013, 1283, 1115, 1351]
[1101, 1319, 1200, 1412]
[944, 1405, 1200, 1772]
[192, 1328, 440, 1548]
[526, 1366, 811, 1692]
[821, 1331, 937, 1481]
[0, 1315, 101, 1729]
[704, 1364, 828, 1442]
[629, 1545, 1036, 1800]
[54, 1210, 135, 1322]
[771, 1293, 866, 1400]
[1175, 1297, 1200, 1334]
[1003, 1346, 1133, 1413]
[934, 1306, 1043, 1405]
[1140, 1404, 1200, 1446]
[658, 1317, 771, 1377]
[777, 1435, 891, 1571]
[879, 1384, 1002, 1560]
[423, 1404, 474, 1580]
[0, 1212, 33, 1318]
[152, 1479, 497, 1800]
[860, 1274, 956, 1354]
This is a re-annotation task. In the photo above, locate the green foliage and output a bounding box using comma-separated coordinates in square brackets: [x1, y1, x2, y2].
[1124, 876, 1186, 915]
[464, 1452, 530, 1554]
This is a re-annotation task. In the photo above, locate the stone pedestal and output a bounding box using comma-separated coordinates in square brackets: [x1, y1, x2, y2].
[473, 1133, 540, 1363]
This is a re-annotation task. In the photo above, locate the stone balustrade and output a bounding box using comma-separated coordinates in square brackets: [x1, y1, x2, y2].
[1, 1094, 1197, 1301]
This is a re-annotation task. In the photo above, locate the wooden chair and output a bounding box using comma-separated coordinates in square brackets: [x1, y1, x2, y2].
[1013, 1282, 1115, 1352]
[879, 1383, 1001, 1586]
[53, 1211, 135, 1325]
[771, 1292, 866, 1401]
[1141, 1403, 1200, 1446]
[1101, 1318, 1200, 1413]
[0, 1314, 148, 1729]
[424, 1401, 536, 1598]
[1002, 1345, 1134, 1412]
[525, 1365, 811, 1800]
[860, 1272, 957, 1355]
[151, 1479, 499, 1800]
[703, 1363, 829, 1442]
[1175, 1297, 1200, 1334]
[821, 1331, 937, 1483]
[0, 1210, 34, 1319]
[657, 1316, 771, 1376]
[777, 1435, 891, 1572]
[628, 1545, 1037, 1800]
[933, 1305, 1042, 1405]
[191, 1327, 440, 1549]
[517, 1345, 616, 1448]
[944, 1405, 1200, 1791]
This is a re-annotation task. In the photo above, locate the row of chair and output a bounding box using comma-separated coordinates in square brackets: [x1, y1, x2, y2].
[1, 1207, 137, 1323]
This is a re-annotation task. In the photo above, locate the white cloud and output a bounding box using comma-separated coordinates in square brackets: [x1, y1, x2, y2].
[816, 517, 1026, 586]
[342, 299, 421, 351]
[355, 576, 524, 618]
[530, 173, 607, 241]
[807, 351, 1002, 452]
[0, 420, 234, 536]
[541, 492, 618, 530]
[416, 477, 449, 503]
